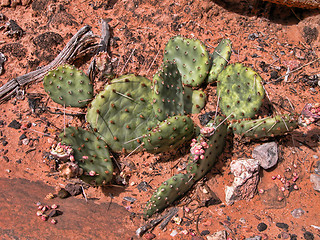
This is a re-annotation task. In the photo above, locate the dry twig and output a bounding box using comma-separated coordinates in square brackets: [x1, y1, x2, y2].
[0, 25, 101, 103]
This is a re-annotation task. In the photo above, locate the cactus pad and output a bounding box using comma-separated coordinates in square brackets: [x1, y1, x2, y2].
[187, 116, 228, 181]
[152, 61, 184, 121]
[59, 126, 113, 186]
[163, 36, 210, 87]
[208, 39, 232, 83]
[43, 64, 93, 107]
[230, 114, 298, 138]
[144, 173, 195, 219]
[86, 74, 158, 152]
[142, 115, 195, 153]
[217, 63, 265, 120]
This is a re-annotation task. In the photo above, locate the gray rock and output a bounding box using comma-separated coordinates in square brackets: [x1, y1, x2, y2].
[252, 142, 278, 169]
[310, 174, 320, 192]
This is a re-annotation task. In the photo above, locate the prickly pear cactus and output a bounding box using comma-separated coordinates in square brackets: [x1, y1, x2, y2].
[187, 116, 228, 181]
[163, 35, 210, 87]
[86, 74, 158, 152]
[144, 115, 228, 219]
[230, 114, 298, 139]
[217, 63, 265, 120]
[142, 115, 195, 153]
[59, 126, 113, 186]
[152, 61, 184, 121]
[143, 173, 195, 219]
[43, 64, 93, 107]
[208, 39, 232, 83]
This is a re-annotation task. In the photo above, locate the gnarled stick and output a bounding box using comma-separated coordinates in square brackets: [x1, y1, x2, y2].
[0, 25, 101, 103]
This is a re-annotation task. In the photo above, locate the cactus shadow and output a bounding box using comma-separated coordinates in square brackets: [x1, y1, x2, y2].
[210, 135, 235, 176]
[210, 0, 320, 25]
[284, 127, 320, 150]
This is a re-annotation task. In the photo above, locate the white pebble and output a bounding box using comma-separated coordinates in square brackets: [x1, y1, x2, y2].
[170, 230, 178, 237]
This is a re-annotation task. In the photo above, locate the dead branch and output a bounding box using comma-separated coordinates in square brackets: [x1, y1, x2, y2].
[0, 25, 102, 103]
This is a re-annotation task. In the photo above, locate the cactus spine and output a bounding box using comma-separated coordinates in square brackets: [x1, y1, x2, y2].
[230, 114, 298, 139]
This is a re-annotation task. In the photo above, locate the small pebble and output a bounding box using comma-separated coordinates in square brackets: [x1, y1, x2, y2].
[136, 181, 152, 192]
[2, 140, 8, 146]
[248, 32, 259, 40]
[36, 210, 43, 216]
[191, 237, 203, 240]
[123, 196, 137, 203]
[144, 233, 156, 240]
[50, 219, 57, 224]
[65, 183, 82, 196]
[57, 188, 70, 199]
[45, 193, 55, 200]
[246, 236, 262, 240]
[290, 234, 297, 240]
[19, 134, 27, 140]
[291, 208, 305, 218]
[303, 231, 314, 240]
[51, 204, 58, 209]
[3, 156, 9, 162]
[257, 222, 267, 232]
[239, 218, 246, 224]
[281, 232, 290, 239]
[21, 138, 29, 145]
[312, 155, 319, 159]
[8, 120, 21, 129]
[200, 230, 210, 236]
[276, 222, 289, 230]
[310, 88, 316, 93]
[270, 70, 278, 79]
[47, 209, 58, 218]
[170, 230, 178, 237]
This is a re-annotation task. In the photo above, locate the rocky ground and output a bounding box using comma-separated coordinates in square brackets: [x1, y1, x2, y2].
[0, 0, 320, 239]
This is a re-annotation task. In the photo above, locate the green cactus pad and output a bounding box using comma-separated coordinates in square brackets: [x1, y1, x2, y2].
[230, 114, 298, 139]
[144, 173, 195, 219]
[59, 126, 113, 186]
[208, 39, 232, 83]
[152, 61, 184, 121]
[217, 63, 265, 120]
[144, 116, 228, 219]
[183, 86, 206, 114]
[187, 116, 228, 181]
[43, 64, 93, 107]
[142, 115, 195, 153]
[163, 36, 210, 87]
[86, 74, 158, 152]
